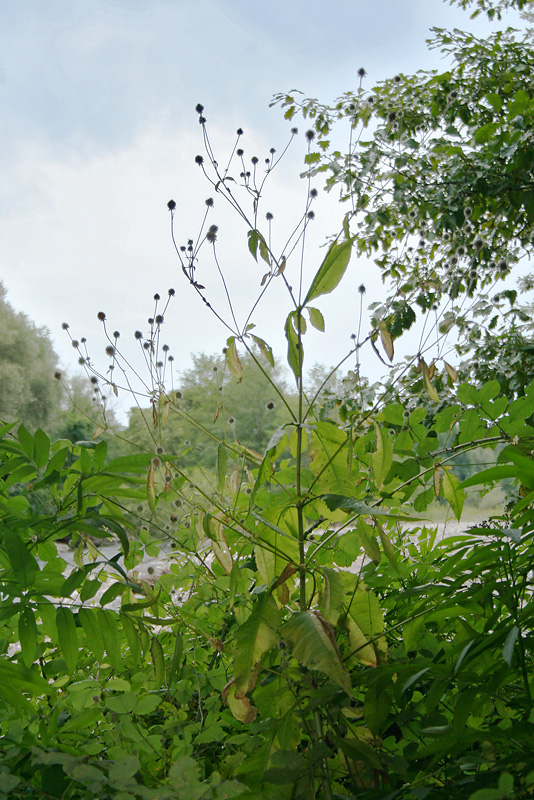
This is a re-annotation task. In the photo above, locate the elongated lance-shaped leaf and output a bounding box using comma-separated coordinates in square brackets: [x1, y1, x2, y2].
[281, 610, 351, 696]
[250, 334, 275, 367]
[79, 607, 105, 661]
[284, 311, 303, 382]
[344, 614, 377, 667]
[442, 469, 465, 521]
[56, 606, 78, 674]
[422, 359, 439, 402]
[303, 236, 355, 305]
[19, 606, 38, 668]
[319, 568, 345, 625]
[372, 421, 393, 488]
[234, 593, 281, 695]
[98, 609, 121, 670]
[379, 322, 394, 362]
[4, 531, 39, 590]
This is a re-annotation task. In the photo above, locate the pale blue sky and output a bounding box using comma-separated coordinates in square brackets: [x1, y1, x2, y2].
[0, 0, 525, 410]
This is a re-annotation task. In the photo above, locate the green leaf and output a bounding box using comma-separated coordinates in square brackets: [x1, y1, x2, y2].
[18, 606, 38, 667]
[98, 609, 121, 670]
[79, 607, 105, 661]
[461, 465, 517, 489]
[151, 635, 165, 687]
[304, 237, 355, 304]
[234, 594, 280, 695]
[502, 625, 519, 666]
[247, 229, 259, 261]
[4, 531, 39, 589]
[33, 429, 50, 469]
[284, 311, 303, 382]
[486, 92, 503, 111]
[168, 631, 184, 686]
[319, 568, 345, 625]
[442, 470, 465, 520]
[120, 614, 141, 666]
[322, 494, 421, 522]
[307, 307, 325, 332]
[281, 610, 351, 695]
[372, 422, 393, 487]
[56, 607, 79, 674]
[17, 425, 34, 459]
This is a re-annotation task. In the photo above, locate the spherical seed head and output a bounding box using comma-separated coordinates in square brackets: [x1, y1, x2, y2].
[143, 342, 150, 350]
[388, 111, 396, 122]
[72, 340, 79, 348]
[205, 197, 214, 207]
[61, 322, 69, 330]
[291, 127, 298, 135]
[305, 129, 315, 141]
[78, 357, 85, 365]
[270, 147, 275, 154]
[195, 155, 204, 165]
[358, 284, 366, 294]
[167, 199, 176, 211]
[162, 344, 169, 352]
[54, 371, 62, 380]
[134, 330, 143, 339]
[357, 67, 367, 77]
[156, 446, 164, 455]
[90, 376, 98, 384]
[97, 311, 106, 321]
[266, 401, 275, 410]
[266, 212, 273, 220]
[310, 188, 318, 198]
[168, 355, 174, 362]
[154, 293, 160, 301]
[168, 288, 175, 296]
[474, 238, 484, 249]
[237, 128, 243, 135]
[151, 457, 161, 468]
[81, 337, 86, 343]
[394, 74, 401, 83]
[195, 103, 204, 114]
[228, 417, 235, 425]
[307, 211, 315, 219]
[105, 345, 115, 357]
[175, 390, 182, 399]
[237, 148, 244, 157]
[198, 116, 206, 124]
[113, 330, 120, 339]
[155, 315, 164, 324]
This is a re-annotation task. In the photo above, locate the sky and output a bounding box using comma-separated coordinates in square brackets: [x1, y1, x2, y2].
[0, 0, 526, 416]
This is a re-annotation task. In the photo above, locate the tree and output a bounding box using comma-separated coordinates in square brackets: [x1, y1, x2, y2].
[124, 350, 292, 468]
[273, 0, 534, 399]
[0, 282, 61, 430]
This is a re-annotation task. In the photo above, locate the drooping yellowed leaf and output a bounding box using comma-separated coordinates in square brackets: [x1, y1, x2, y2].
[379, 321, 394, 362]
[233, 594, 280, 695]
[281, 610, 351, 695]
[444, 361, 458, 382]
[422, 359, 440, 403]
[343, 614, 377, 667]
[433, 463, 444, 500]
[225, 337, 242, 382]
[320, 567, 345, 625]
[223, 680, 258, 724]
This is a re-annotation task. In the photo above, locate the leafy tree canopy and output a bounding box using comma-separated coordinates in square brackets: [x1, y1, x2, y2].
[0, 282, 61, 431]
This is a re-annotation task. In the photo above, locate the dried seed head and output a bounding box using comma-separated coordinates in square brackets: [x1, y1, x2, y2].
[357, 67, 367, 77]
[195, 155, 204, 165]
[113, 330, 120, 338]
[167, 199, 176, 211]
[291, 127, 298, 135]
[134, 330, 143, 340]
[266, 401, 275, 410]
[105, 346, 115, 357]
[195, 103, 204, 114]
[97, 311, 106, 321]
[151, 457, 161, 468]
[305, 129, 315, 141]
[54, 371, 62, 380]
[237, 127, 243, 135]
[61, 322, 69, 330]
[358, 284, 366, 294]
[266, 212, 273, 220]
[155, 315, 164, 325]
[168, 288, 175, 296]
[205, 197, 214, 207]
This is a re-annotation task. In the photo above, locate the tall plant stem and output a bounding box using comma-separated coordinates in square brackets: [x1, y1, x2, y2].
[313, 710, 334, 800]
[296, 307, 306, 612]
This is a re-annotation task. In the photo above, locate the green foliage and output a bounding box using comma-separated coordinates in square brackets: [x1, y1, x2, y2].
[4, 4, 534, 795]
[0, 283, 61, 431]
